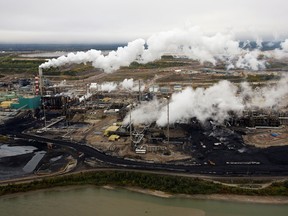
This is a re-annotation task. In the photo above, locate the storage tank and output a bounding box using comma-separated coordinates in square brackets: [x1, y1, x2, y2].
[0, 101, 13, 109]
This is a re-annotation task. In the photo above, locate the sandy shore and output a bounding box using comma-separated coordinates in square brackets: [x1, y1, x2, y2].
[122, 186, 173, 198]
[180, 194, 288, 204]
[111, 186, 288, 204]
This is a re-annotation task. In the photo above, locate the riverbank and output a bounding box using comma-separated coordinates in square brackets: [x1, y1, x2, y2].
[1, 170, 288, 203]
[2, 184, 287, 205]
[186, 194, 288, 204]
[118, 186, 288, 204]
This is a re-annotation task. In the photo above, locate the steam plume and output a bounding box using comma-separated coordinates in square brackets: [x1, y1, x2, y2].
[124, 75, 288, 126]
[272, 39, 288, 59]
[40, 27, 281, 72]
[40, 39, 145, 73]
[89, 78, 145, 92]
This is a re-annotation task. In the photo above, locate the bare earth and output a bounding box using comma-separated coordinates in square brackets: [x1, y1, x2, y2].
[243, 126, 288, 148]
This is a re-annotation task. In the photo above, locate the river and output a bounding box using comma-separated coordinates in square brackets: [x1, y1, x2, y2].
[0, 186, 287, 216]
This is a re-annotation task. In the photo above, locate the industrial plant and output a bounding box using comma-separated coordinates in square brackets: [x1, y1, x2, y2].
[0, 56, 288, 180]
[1, 36, 288, 181]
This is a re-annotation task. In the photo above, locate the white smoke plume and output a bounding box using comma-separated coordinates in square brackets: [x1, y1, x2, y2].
[120, 78, 134, 90]
[40, 27, 274, 72]
[140, 28, 242, 67]
[235, 50, 266, 71]
[157, 81, 244, 126]
[40, 39, 145, 73]
[119, 78, 145, 92]
[89, 82, 117, 92]
[124, 75, 288, 126]
[240, 75, 288, 108]
[272, 39, 288, 59]
[89, 78, 145, 92]
[100, 82, 118, 92]
[79, 92, 92, 102]
[123, 100, 163, 125]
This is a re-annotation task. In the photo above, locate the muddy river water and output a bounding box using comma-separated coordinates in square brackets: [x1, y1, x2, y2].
[0, 186, 287, 216]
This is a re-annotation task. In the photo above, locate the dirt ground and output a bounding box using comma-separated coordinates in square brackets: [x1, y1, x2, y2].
[82, 114, 191, 163]
[243, 126, 288, 148]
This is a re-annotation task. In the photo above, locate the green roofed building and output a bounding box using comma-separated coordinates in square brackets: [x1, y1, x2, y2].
[11, 96, 41, 109]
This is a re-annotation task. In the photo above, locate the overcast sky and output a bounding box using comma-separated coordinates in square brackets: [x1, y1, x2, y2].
[0, 0, 287, 43]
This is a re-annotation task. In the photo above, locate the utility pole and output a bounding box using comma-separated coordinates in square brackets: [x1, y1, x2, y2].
[138, 79, 141, 102]
[43, 98, 47, 130]
[129, 104, 133, 145]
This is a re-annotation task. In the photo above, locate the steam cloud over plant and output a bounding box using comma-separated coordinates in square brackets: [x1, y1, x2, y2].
[40, 27, 288, 72]
[123, 75, 288, 126]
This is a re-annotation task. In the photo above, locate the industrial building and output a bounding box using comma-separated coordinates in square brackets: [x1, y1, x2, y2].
[1, 61, 288, 179]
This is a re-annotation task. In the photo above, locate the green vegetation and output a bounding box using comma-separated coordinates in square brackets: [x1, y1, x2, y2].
[43, 67, 62, 76]
[267, 61, 288, 69]
[0, 135, 9, 142]
[38, 63, 99, 80]
[0, 54, 45, 74]
[124, 60, 189, 70]
[157, 73, 244, 84]
[246, 74, 280, 82]
[0, 54, 97, 80]
[1, 171, 288, 197]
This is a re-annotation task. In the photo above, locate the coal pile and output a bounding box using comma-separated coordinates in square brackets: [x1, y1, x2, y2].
[166, 121, 288, 175]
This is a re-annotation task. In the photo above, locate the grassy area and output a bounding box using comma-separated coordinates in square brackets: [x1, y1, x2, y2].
[0, 53, 283, 84]
[0, 54, 97, 80]
[1, 171, 288, 197]
[0, 54, 45, 74]
[267, 61, 288, 69]
[157, 73, 245, 84]
[124, 60, 189, 70]
[246, 74, 280, 82]
[0, 135, 9, 142]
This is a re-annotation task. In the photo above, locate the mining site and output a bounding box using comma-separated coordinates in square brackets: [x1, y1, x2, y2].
[1, 41, 288, 181]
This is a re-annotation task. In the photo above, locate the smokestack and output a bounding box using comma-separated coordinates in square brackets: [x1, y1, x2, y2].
[38, 67, 43, 96]
[34, 76, 39, 95]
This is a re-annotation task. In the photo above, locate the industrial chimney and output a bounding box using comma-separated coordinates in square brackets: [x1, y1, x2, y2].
[38, 67, 43, 96]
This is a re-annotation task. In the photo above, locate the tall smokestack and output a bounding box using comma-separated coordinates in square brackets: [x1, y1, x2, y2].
[34, 76, 39, 95]
[38, 67, 43, 96]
